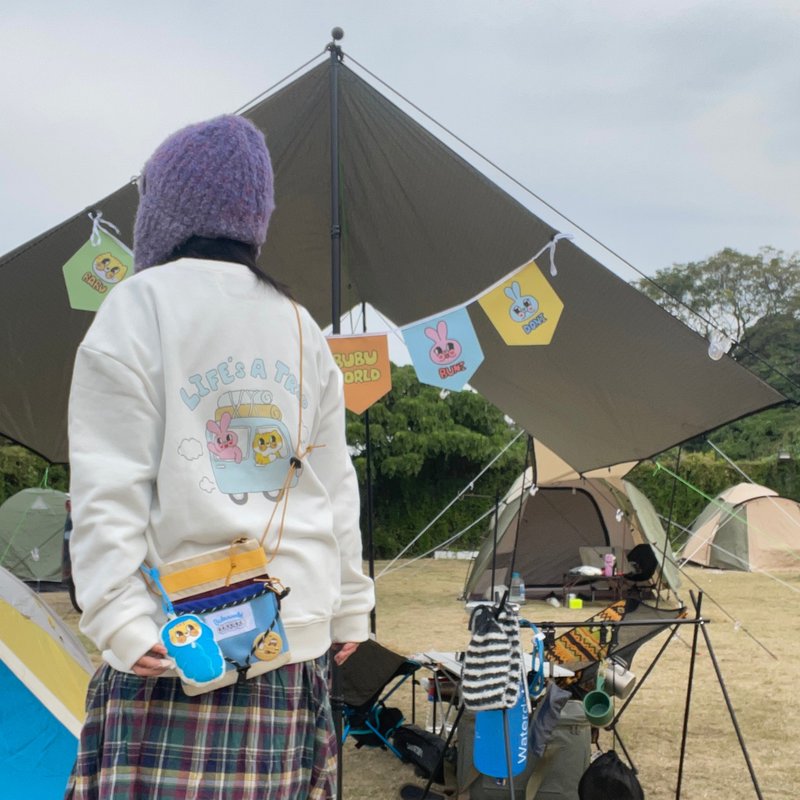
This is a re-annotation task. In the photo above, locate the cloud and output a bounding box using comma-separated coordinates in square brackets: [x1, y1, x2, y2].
[199, 477, 216, 494]
[178, 438, 204, 461]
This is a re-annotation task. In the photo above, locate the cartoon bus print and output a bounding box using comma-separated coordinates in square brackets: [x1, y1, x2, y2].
[206, 390, 297, 504]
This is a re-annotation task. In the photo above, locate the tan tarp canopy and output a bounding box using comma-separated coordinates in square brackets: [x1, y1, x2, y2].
[0, 57, 784, 466]
[680, 483, 800, 571]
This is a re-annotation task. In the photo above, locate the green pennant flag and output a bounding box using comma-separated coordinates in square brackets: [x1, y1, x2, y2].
[62, 215, 133, 311]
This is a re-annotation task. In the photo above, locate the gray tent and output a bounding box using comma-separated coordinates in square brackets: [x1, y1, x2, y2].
[0, 56, 784, 466]
[0, 488, 68, 584]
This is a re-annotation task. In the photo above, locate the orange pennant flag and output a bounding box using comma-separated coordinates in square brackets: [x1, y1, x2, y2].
[326, 333, 392, 414]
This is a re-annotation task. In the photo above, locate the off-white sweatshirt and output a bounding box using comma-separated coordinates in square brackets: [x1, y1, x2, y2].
[68, 258, 374, 673]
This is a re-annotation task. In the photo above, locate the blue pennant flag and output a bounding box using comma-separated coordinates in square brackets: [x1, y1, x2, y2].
[401, 307, 484, 390]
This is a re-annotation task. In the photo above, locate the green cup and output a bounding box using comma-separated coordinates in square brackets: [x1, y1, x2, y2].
[583, 670, 614, 727]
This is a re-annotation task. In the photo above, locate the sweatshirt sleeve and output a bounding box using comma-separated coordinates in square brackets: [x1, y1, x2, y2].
[68, 341, 165, 670]
[308, 340, 375, 644]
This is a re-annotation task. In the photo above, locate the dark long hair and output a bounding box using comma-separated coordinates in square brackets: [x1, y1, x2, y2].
[167, 237, 292, 298]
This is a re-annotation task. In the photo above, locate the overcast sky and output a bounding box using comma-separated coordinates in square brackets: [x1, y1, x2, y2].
[2, 1, 798, 287]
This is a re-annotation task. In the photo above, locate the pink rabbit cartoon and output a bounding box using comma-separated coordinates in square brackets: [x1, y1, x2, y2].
[425, 320, 462, 365]
[206, 412, 243, 463]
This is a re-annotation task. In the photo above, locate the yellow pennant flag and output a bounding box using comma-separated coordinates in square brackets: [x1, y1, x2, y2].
[326, 333, 392, 414]
[477, 259, 563, 345]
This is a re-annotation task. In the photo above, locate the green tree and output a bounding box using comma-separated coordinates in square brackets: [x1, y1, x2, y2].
[735, 312, 800, 399]
[346, 365, 527, 557]
[635, 247, 800, 463]
[0, 442, 69, 505]
[636, 247, 800, 342]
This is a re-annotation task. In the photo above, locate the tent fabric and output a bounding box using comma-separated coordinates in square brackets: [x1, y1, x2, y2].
[0, 566, 94, 799]
[680, 482, 800, 571]
[0, 488, 68, 583]
[0, 58, 784, 466]
[464, 464, 681, 598]
[623, 480, 682, 590]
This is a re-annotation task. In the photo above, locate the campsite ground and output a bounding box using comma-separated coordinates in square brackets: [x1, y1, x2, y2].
[49, 561, 800, 800]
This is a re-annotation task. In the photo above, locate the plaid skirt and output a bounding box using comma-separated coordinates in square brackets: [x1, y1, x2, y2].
[65, 657, 337, 800]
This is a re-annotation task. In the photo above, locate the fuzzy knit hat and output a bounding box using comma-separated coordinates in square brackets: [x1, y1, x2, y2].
[133, 115, 274, 270]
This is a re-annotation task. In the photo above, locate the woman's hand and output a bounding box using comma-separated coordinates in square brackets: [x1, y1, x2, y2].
[132, 642, 173, 677]
[332, 641, 360, 666]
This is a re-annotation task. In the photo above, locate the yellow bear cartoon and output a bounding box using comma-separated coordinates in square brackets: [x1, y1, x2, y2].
[92, 252, 128, 284]
[253, 428, 286, 465]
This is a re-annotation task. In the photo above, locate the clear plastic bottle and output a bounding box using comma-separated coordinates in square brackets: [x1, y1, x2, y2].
[511, 571, 526, 605]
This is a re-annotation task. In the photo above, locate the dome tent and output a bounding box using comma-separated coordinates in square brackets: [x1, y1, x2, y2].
[463, 442, 681, 599]
[0, 488, 68, 584]
[0, 566, 94, 799]
[680, 482, 800, 572]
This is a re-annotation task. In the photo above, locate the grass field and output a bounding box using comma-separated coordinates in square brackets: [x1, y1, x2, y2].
[48, 559, 800, 799]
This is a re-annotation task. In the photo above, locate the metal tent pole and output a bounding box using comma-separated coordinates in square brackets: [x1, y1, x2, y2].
[326, 27, 345, 800]
[328, 28, 343, 336]
[675, 591, 703, 799]
[656, 446, 682, 606]
[362, 301, 377, 635]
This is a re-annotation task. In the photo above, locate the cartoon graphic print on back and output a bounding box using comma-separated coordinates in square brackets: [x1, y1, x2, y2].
[425, 320, 462, 365]
[178, 353, 307, 504]
[504, 281, 539, 322]
[190, 385, 299, 505]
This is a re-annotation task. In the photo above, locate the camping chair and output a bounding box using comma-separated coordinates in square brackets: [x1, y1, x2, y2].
[621, 543, 660, 597]
[340, 639, 421, 759]
[542, 597, 687, 694]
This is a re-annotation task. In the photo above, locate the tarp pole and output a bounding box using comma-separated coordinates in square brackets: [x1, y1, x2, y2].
[362, 301, 377, 635]
[328, 30, 343, 334]
[490, 491, 499, 602]
[675, 592, 703, 799]
[502, 436, 534, 613]
[326, 29, 345, 800]
[656, 446, 682, 605]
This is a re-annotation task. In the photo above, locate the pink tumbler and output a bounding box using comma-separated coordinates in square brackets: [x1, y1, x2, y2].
[603, 553, 616, 577]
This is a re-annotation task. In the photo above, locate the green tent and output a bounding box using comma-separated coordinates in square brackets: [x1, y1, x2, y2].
[0, 488, 68, 584]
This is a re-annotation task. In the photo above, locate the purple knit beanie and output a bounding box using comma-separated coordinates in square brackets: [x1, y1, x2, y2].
[133, 115, 274, 270]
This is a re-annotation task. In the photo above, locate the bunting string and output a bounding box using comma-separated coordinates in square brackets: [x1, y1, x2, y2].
[88, 211, 121, 246]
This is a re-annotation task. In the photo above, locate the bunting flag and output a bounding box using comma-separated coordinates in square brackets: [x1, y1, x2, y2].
[326, 333, 392, 414]
[401, 307, 484, 390]
[477, 258, 563, 345]
[62, 213, 132, 311]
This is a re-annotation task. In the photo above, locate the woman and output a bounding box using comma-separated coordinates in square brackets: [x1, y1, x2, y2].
[66, 115, 374, 799]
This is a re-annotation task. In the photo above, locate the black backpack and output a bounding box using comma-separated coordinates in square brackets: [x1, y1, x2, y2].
[393, 724, 448, 784]
[578, 750, 645, 800]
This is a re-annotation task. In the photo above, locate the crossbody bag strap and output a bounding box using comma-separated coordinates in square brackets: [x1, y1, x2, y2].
[259, 299, 322, 559]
